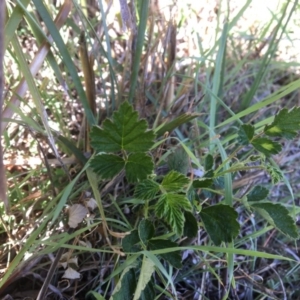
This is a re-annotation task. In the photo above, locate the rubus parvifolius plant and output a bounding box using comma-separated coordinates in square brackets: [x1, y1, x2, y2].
[89, 101, 300, 298]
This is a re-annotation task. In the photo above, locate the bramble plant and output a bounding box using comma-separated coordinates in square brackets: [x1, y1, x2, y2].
[89, 101, 300, 297]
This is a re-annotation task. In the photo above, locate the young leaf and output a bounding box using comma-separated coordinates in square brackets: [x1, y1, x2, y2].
[161, 170, 189, 191]
[91, 101, 155, 153]
[138, 219, 155, 244]
[134, 179, 160, 200]
[266, 164, 283, 184]
[264, 107, 300, 139]
[238, 124, 255, 145]
[205, 154, 214, 171]
[148, 239, 182, 269]
[247, 185, 269, 202]
[251, 138, 281, 156]
[250, 202, 299, 239]
[90, 154, 125, 179]
[155, 193, 192, 236]
[125, 153, 154, 182]
[133, 256, 155, 300]
[200, 205, 239, 245]
[183, 211, 198, 238]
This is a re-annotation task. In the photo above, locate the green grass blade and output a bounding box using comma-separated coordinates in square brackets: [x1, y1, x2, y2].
[32, 0, 96, 125]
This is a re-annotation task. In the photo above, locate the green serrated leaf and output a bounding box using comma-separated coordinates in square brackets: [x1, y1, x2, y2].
[200, 205, 239, 245]
[183, 211, 198, 238]
[250, 202, 299, 239]
[122, 230, 141, 253]
[251, 137, 281, 156]
[238, 124, 255, 145]
[264, 107, 300, 139]
[247, 185, 269, 202]
[148, 239, 182, 268]
[193, 178, 213, 188]
[155, 194, 192, 236]
[266, 164, 283, 184]
[135, 180, 160, 200]
[133, 256, 155, 300]
[90, 154, 124, 179]
[161, 170, 189, 191]
[205, 154, 214, 171]
[167, 147, 189, 174]
[138, 219, 155, 244]
[125, 153, 154, 182]
[91, 102, 155, 153]
[111, 267, 136, 300]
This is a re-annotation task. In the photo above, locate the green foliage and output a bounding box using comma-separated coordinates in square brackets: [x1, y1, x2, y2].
[200, 205, 239, 245]
[247, 185, 269, 202]
[167, 147, 189, 174]
[148, 239, 182, 269]
[264, 107, 300, 139]
[251, 138, 281, 156]
[111, 268, 136, 300]
[204, 154, 214, 170]
[133, 257, 155, 300]
[237, 124, 255, 145]
[155, 193, 192, 236]
[91, 102, 155, 152]
[134, 180, 160, 200]
[89, 102, 300, 298]
[90, 102, 155, 182]
[161, 171, 189, 191]
[250, 202, 299, 239]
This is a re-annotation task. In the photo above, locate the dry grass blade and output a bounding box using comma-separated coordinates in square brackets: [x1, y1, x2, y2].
[0, 1, 7, 210]
[2, 0, 72, 132]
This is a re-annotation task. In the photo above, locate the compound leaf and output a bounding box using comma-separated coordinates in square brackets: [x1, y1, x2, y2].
[125, 153, 154, 182]
[250, 202, 299, 239]
[247, 185, 269, 202]
[155, 193, 192, 236]
[200, 205, 239, 245]
[91, 101, 155, 153]
[251, 138, 281, 156]
[135, 179, 160, 200]
[264, 107, 300, 139]
[238, 124, 255, 145]
[161, 170, 189, 192]
[90, 154, 125, 179]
